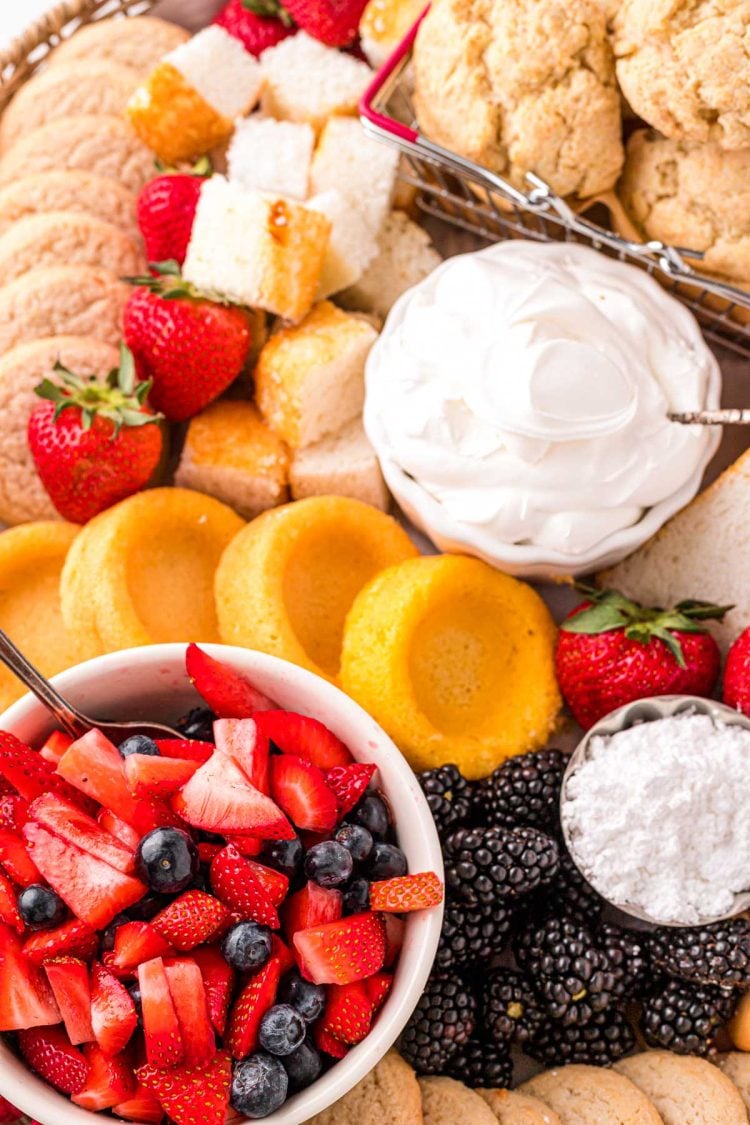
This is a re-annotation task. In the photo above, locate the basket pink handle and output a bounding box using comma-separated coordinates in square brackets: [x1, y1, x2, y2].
[359, 4, 430, 143]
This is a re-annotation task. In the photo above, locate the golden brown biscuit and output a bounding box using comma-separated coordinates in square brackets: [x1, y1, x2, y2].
[419, 1077, 497, 1124]
[306, 1051, 423, 1124]
[0, 212, 144, 287]
[478, 1089, 562, 1124]
[521, 1065, 663, 1124]
[0, 172, 139, 241]
[0, 266, 129, 353]
[718, 1053, 750, 1116]
[615, 1052, 747, 1124]
[49, 16, 189, 75]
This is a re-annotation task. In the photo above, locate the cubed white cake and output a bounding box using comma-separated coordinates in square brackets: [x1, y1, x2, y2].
[260, 32, 371, 131]
[167, 26, 263, 119]
[291, 417, 389, 510]
[340, 210, 442, 317]
[227, 116, 315, 200]
[310, 114, 399, 239]
[306, 190, 379, 297]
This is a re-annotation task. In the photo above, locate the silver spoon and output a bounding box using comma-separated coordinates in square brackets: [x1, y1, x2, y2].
[0, 629, 182, 742]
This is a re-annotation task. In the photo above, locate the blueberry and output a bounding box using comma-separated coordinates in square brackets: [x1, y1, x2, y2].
[17, 885, 66, 930]
[278, 971, 325, 1023]
[176, 706, 216, 743]
[221, 922, 272, 973]
[352, 794, 390, 839]
[282, 1038, 322, 1091]
[118, 734, 160, 758]
[258, 1004, 306, 1056]
[259, 837, 303, 880]
[135, 828, 199, 894]
[126, 893, 170, 922]
[304, 841, 353, 888]
[335, 823, 373, 863]
[342, 877, 370, 915]
[367, 842, 407, 881]
[231, 1053, 288, 1117]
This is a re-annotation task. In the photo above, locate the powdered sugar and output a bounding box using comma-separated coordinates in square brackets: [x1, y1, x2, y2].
[561, 713, 750, 924]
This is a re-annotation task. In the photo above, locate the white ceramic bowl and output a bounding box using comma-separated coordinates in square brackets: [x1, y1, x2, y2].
[0, 644, 443, 1125]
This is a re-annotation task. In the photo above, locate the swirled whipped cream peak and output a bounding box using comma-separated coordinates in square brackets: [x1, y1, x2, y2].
[364, 241, 720, 561]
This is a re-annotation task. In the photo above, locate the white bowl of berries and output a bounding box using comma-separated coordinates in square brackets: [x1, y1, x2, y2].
[0, 643, 444, 1125]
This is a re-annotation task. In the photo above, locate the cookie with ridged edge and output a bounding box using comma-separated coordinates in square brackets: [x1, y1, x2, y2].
[48, 16, 189, 76]
[0, 172, 139, 241]
[614, 1051, 747, 1125]
[0, 212, 144, 288]
[418, 1077, 497, 1125]
[521, 1064, 663, 1124]
[306, 1050, 423, 1124]
[0, 266, 129, 354]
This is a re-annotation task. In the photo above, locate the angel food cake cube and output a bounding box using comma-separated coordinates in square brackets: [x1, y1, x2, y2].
[307, 190, 379, 297]
[260, 33, 372, 132]
[127, 26, 263, 164]
[310, 115, 400, 238]
[183, 175, 331, 323]
[227, 116, 315, 200]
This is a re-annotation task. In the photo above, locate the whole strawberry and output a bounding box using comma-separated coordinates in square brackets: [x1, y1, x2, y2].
[555, 589, 728, 729]
[122, 262, 253, 422]
[28, 347, 164, 524]
[282, 0, 368, 46]
[136, 162, 210, 267]
[214, 0, 296, 54]
[723, 627, 750, 715]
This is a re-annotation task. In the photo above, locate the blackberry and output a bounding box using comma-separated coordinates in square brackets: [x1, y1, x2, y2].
[514, 914, 619, 1026]
[473, 749, 567, 831]
[484, 969, 545, 1047]
[176, 706, 216, 742]
[532, 848, 604, 927]
[648, 918, 750, 988]
[399, 973, 477, 1075]
[598, 921, 651, 996]
[435, 900, 515, 972]
[418, 764, 473, 839]
[641, 978, 737, 1056]
[444, 826, 559, 907]
[444, 1039, 512, 1089]
[526, 1007, 635, 1067]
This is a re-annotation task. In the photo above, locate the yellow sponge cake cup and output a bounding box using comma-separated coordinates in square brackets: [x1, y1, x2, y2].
[340, 554, 562, 779]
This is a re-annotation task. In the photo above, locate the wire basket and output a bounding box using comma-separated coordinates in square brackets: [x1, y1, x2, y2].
[360, 8, 750, 359]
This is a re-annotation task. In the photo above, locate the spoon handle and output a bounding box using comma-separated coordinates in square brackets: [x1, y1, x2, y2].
[670, 408, 750, 425]
[0, 629, 87, 739]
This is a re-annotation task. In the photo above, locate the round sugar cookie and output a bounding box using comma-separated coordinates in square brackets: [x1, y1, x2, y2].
[0, 335, 119, 527]
[614, 1052, 748, 1125]
[0, 61, 140, 152]
[718, 1053, 750, 1115]
[306, 1051, 422, 1124]
[0, 266, 129, 354]
[0, 212, 144, 287]
[0, 115, 155, 194]
[419, 1077, 497, 1124]
[0, 523, 99, 712]
[520, 1064, 663, 1124]
[0, 172, 139, 241]
[49, 16, 189, 75]
[478, 1089, 562, 1124]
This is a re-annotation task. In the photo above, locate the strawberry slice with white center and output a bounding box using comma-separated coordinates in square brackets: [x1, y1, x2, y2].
[293, 911, 386, 986]
[210, 844, 279, 927]
[90, 961, 138, 1057]
[72, 1043, 136, 1111]
[18, 1025, 89, 1095]
[29, 792, 136, 875]
[283, 880, 342, 944]
[186, 643, 275, 717]
[124, 753, 201, 798]
[214, 717, 270, 794]
[270, 754, 338, 833]
[255, 710, 352, 769]
[23, 918, 98, 965]
[113, 1084, 165, 1124]
[39, 730, 73, 767]
[0, 921, 61, 1030]
[227, 958, 281, 1060]
[105, 920, 174, 974]
[192, 945, 235, 1037]
[163, 958, 217, 1067]
[244, 859, 288, 906]
[138, 956, 184, 1069]
[44, 956, 94, 1045]
[173, 750, 293, 839]
[137, 1049, 232, 1125]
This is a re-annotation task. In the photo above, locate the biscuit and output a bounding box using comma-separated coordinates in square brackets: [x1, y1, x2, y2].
[0, 335, 119, 527]
[0, 266, 130, 353]
[0, 116, 155, 194]
[419, 1077, 497, 1124]
[49, 16, 189, 75]
[0, 172, 139, 241]
[306, 1050, 423, 1124]
[0, 61, 139, 152]
[718, 1053, 750, 1115]
[521, 1064, 663, 1123]
[0, 212, 144, 287]
[478, 1089, 562, 1124]
[615, 1052, 748, 1124]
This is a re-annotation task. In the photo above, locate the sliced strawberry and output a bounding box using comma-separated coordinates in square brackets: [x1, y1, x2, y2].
[0, 870, 23, 934]
[294, 912, 386, 986]
[198, 842, 222, 863]
[244, 859, 288, 905]
[164, 958, 216, 1067]
[209, 845, 279, 927]
[370, 871, 443, 913]
[137, 1049, 232, 1125]
[186, 643, 274, 718]
[18, 1025, 88, 1094]
[124, 754, 201, 798]
[214, 718, 270, 794]
[326, 763, 376, 816]
[113, 1084, 165, 1123]
[313, 1022, 349, 1059]
[0, 922, 61, 1029]
[30, 793, 136, 875]
[72, 1043, 136, 1110]
[155, 738, 214, 764]
[255, 710, 352, 769]
[321, 981, 373, 1045]
[227, 958, 281, 1059]
[270, 755, 338, 833]
[0, 1096, 23, 1123]
[44, 956, 94, 1044]
[191, 945, 235, 1037]
[22, 821, 146, 929]
[383, 914, 405, 968]
[23, 918, 97, 965]
[0, 794, 29, 832]
[138, 956, 184, 1068]
[365, 971, 393, 1013]
[173, 751, 293, 839]
[90, 961, 138, 1057]
[283, 881, 342, 944]
[108, 922, 174, 974]
[151, 890, 230, 952]
[57, 729, 147, 826]
[225, 834, 262, 857]
[39, 730, 73, 767]
[97, 809, 140, 851]
[270, 934, 295, 976]
[0, 730, 92, 807]
[0, 829, 41, 886]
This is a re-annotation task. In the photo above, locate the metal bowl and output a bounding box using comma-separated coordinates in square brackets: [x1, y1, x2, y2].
[560, 695, 750, 928]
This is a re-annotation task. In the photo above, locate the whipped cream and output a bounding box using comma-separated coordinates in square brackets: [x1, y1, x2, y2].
[364, 242, 720, 563]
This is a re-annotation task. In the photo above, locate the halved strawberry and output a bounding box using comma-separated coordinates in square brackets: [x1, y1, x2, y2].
[72, 1043, 136, 1110]
[283, 881, 342, 944]
[370, 871, 443, 913]
[173, 751, 293, 839]
[39, 730, 73, 767]
[108, 921, 174, 974]
[0, 922, 61, 1029]
[294, 912, 386, 985]
[57, 730, 148, 827]
[225, 835, 263, 857]
[227, 958, 281, 1059]
[365, 971, 393, 1013]
[30, 793, 136, 875]
[163, 958, 216, 1067]
[320, 981, 373, 1045]
[255, 710, 352, 769]
[186, 644, 274, 718]
[209, 845, 279, 927]
[383, 914, 405, 968]
[91, 961, 138, 1057]
[0, 730, 91, 807]
[326, 763, 376, 816]
[97, 809, 140, 851]
[138, 956, 184, 1068]
[313, 1023, 349, 1059]
[23, 918, 97, 965]
[22, 821, 146, 929]
[137, 1049, 232, 1125]
[270, 755, 338, 833]
[270, 934, 295, 976]
[44, 956, 94, 1044]
[0, 870, 23, 934]
[214, 718, 270, 794]
[124, 754, 201, 798]
[18, 1025, 88, 1095]
[191, 946, 235, 1037]
[0, 793, 29, 832]
[244, 859, 288, 905]
[151, 891, 230, 952]
[113, 1083, 165, 1124]
[155, 738, 214, 764]
[0, 829, 41, 886]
